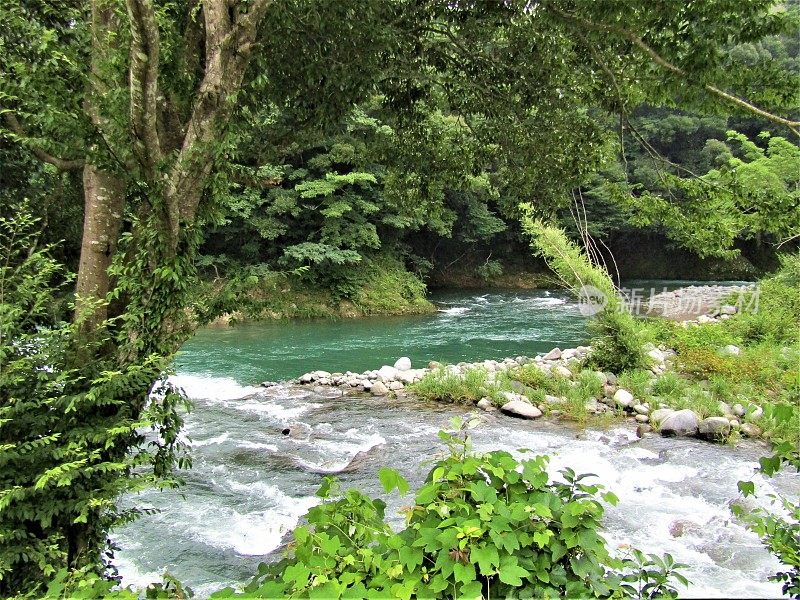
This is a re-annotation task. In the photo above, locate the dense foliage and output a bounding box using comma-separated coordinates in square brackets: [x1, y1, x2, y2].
[0, 213, 190, 595]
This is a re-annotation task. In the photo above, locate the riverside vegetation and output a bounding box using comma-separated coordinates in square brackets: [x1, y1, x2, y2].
[2, 0, 799, 598]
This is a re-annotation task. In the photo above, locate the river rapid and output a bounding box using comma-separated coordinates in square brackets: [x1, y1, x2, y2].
[114, 289, 795, 598]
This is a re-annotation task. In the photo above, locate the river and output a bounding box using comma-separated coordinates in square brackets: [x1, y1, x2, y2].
[113, 288, 794, 598]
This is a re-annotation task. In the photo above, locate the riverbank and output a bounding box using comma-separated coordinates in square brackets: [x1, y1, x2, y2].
[290, 279, 797, 451]
[195, 261, 436, 325]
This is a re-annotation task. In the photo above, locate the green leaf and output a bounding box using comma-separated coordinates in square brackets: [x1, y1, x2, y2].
[379, 467, 410, 495]
[398, 546, 423, 572]
[498, 557, 530, 587]
[470, 543, 500, 576]
[453, 561, 476, 584]
[533, 530, 553, 549]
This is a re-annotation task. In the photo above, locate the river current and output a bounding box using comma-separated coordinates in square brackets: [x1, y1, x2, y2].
[114, 288, 795, 598]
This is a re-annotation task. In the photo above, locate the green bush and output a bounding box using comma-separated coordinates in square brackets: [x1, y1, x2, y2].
[0, 212, 190, 596]
[587, 310, 651, 374]
[217, 420, 689, 599]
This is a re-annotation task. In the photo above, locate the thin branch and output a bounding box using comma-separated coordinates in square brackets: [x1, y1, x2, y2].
[549, 6, 800, 136]
[3, 112, 85, 171]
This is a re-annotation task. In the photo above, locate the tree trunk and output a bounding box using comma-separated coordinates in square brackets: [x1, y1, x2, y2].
[74, 164, 125, 330]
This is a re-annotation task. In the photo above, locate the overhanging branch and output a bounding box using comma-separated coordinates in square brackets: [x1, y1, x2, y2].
[3, 112, 85, 171]
[549, 6, 800, 136]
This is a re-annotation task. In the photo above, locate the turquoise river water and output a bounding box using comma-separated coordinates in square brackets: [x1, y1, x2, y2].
[114, 288, 795, 598]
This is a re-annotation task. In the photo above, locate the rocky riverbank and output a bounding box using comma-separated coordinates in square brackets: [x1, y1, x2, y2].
[644, 283, 754, 321]
[281, 284, 770, 448]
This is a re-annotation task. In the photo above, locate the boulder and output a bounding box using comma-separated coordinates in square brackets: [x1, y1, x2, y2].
[561, 348, 578, 360]
[377, 365, 398, 382]
[740, 423, 763, 438]
[605, 372, 618, 385]
[396, 369, 425, 384]
[552, 365, 573, 379]
[592, 371, 608, 385]
[428, 361, 443, 370]
[732, 403, 746, 417]
[647, 348, 665, 363]
[635, 414, 649, 423]
[750, 405, 763, 420]
[613, 389, 635, 409]
[585, 399, 601, 414]
[650, 408, 675, 425]
[719, 304, 737, 315]
[371, 381, 389, 396]
[393, 357, 412, 371]
[659, 409, 699, 436]
[500, 399, 542, 419]
[389, 381, 405, 391]
[636, 424, 653, 437]
[542, 348, 562, 361]
[633, 404, 649, 415]
[698, 417, 731, 441]
[544, 394, 564, 405]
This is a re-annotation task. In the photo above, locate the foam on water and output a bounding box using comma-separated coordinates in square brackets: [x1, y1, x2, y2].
[187, 491, 319, 556]
[438, 306, 470, 315]
[169, 374, 262, 401]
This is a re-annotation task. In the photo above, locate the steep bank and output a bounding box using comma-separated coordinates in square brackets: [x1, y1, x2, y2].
[195, 261, 436, 325]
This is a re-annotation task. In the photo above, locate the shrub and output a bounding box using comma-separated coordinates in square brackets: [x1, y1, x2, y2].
[0, 212, 190, 596]
[520, 214, 649, 373]
[219, 420, 689, 599]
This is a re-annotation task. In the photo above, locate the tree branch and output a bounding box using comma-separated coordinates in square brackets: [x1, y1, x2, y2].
[126, 0, 163, 173]
[3, 112, 85, 171]
[160, 0, 273, 250]
[549, 6, 800, 136]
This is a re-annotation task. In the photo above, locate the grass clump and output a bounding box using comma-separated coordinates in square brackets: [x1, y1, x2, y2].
[410, 367, 500, 404]
[509, 364, 571, 397]
[616, 370, 653, 401]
